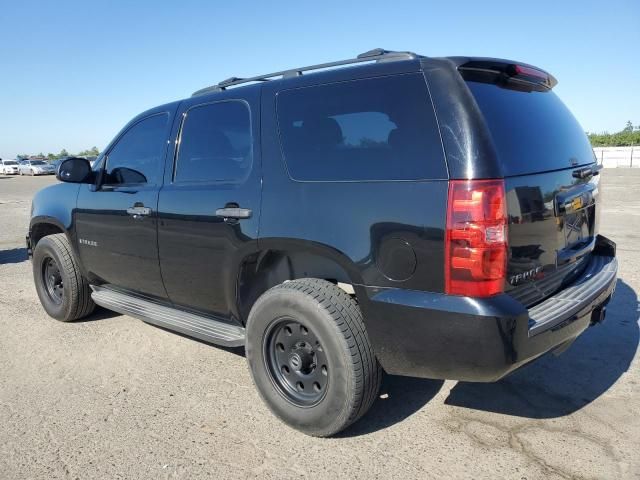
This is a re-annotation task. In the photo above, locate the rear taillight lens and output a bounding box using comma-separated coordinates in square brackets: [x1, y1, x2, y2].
[445, 179, 507, 297]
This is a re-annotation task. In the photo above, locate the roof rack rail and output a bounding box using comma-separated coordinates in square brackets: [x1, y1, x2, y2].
[191, 48, 420, 96]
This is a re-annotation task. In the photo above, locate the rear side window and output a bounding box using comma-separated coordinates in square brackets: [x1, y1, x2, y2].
[105, 113, 169, 186]
[277, 74, 446, 181]
[175, 101, 252, 184]
[466, 81, 595, 176]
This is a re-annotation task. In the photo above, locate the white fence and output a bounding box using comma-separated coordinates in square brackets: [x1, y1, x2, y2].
[593, 146, 639, 168]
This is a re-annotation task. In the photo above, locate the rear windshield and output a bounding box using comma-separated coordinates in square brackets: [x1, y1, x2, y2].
[466, 81, 595, 176]
[277, 73, 446, 181]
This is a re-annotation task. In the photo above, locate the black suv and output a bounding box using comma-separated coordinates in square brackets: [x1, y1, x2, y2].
[28, 49, 617, 436]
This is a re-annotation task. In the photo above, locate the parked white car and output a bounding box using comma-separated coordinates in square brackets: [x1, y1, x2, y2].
[1, 159, 20, 174]
[18, 160, 56, 176]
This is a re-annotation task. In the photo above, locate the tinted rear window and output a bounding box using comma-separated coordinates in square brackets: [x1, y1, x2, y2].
[277, 73, 446, 181]
[467, 81, 594, 176]
[175, 101, 252, 184]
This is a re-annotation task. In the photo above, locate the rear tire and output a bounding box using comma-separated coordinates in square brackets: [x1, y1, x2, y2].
[246, 278, 382, 437]
[32, 233, 95, 322]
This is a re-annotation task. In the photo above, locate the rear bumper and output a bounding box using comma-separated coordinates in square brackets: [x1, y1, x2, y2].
[360, 235, 617, 382]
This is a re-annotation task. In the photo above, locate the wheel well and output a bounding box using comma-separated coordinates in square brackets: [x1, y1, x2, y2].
[31, 223, 64, 247]
[237, 250, 356, 324]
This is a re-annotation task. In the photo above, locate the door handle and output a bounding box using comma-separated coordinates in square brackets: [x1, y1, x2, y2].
[215, 207, 252, 219]
[126, 205, 151, 217]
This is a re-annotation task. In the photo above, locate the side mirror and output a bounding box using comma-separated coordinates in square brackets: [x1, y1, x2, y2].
[56, 157, 93, 183]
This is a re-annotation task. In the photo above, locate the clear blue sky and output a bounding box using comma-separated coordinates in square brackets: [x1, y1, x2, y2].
[1, 0, 638, 159]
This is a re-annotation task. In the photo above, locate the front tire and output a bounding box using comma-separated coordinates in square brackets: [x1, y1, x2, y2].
[32, 234, 95, 322]
[246, 278, 382, 437]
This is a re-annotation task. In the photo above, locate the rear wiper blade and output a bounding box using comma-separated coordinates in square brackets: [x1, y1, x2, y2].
[572, 165, 601, 179]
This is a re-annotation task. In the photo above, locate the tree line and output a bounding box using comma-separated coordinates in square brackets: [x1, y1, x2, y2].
[16, 147, 100, 161]
[588, 121, 640, 147]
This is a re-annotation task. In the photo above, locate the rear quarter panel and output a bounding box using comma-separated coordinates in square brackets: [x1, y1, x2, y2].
[259, 81, 448, 292]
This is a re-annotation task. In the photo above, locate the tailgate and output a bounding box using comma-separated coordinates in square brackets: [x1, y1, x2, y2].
[463, 66, 600, 306]
[505, 169, 600, 306]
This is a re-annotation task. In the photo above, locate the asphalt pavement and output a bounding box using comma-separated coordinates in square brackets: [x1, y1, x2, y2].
[0, 171, 638, 479]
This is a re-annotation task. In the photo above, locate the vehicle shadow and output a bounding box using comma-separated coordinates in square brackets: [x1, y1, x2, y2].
[445, 279, 638, 418]
[0, 247, 28, 264]
[339, 375, 445, 437]
[160, 327, 246, 358]
[73, 306, 123, 323]
[0, 176, 14, 180]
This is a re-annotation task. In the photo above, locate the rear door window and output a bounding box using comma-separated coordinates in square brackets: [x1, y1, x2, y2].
[277, 73, 446, 181]
[175, 101, 252, 184]
[466, 81, 595, 176]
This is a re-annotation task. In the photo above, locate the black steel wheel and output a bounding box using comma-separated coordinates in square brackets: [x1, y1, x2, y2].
[246, 278, 382, 437]
[42, 256, 64, 305]
[32, 234, 95, 322]
[264, 318, 329, 407]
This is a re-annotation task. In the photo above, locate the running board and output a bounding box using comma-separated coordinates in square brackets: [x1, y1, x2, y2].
[91, 286, 245, 347]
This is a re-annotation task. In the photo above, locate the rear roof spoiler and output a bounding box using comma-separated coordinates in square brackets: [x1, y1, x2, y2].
[448, 57, 558, 90]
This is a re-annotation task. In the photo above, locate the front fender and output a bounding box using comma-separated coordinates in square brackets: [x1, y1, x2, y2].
[30, 182, 80, 231]
[28, 182, 81, 257]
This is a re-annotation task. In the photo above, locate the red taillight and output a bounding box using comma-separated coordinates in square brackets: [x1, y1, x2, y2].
[445, 179, 507, 297]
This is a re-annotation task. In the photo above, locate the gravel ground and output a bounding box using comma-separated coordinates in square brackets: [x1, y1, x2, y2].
[0, 171, 638, 479]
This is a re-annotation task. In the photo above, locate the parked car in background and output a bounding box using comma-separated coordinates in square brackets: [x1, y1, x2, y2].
[51, 158, 67, 172]
[18, 160, 56, 176]
[1, 159, 20, 174]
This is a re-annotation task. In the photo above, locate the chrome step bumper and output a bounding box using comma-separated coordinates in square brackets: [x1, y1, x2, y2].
[528, 255, 617, 336]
